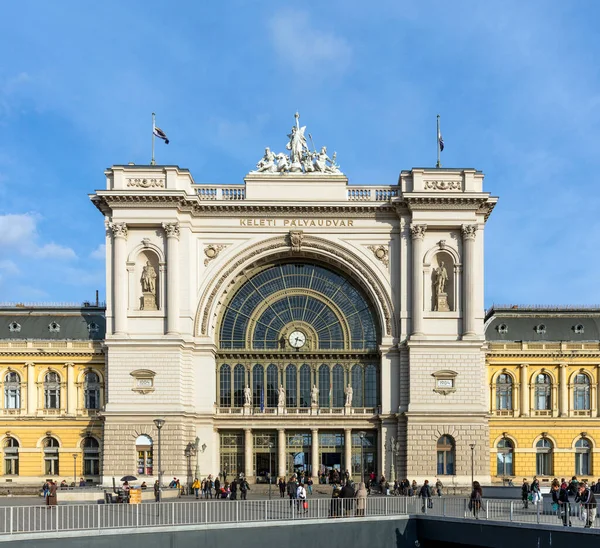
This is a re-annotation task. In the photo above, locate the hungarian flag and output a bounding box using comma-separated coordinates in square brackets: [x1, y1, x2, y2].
[153, 123, 170, 144]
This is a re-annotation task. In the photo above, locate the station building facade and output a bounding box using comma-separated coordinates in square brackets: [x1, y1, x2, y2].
[90, 117, 497, 486]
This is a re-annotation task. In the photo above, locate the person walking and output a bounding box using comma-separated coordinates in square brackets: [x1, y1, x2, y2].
[531, 476, 541, 506]
[419, 480, 432, 512]
[330, 484, 341, 518]
[411, 480, 418, 497]
[551, 479, 571, 527]
[191, 477, 200, 500]
[278, 477, 286, 498]
[307, 476, 313, 495]
[213, 476, 221, 499]
[229, 478, 238, 501]
[240, 476, 250, 500]
[206, 475, 213, 499]
[287, 476, 298, 509]
[355, 482, 368, 517]
[469, 481, 483, 519]
[435, 478, 443, 497]
[47, 480, 58, 507]
[153, 480, 160, 502]
[575, 483, 597, 528]
[297, 482, 307, 513]
[521, 478, 530, 509]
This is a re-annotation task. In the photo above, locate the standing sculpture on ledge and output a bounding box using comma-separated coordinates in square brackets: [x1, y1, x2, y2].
[311, 384, 319, 406]
[345, 384, 353, 406]
[434, 261, 450, 312]
[141, 261, 157, 310]
[244, 385, 252, 406]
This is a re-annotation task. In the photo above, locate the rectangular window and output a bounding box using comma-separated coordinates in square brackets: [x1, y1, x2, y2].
[536, 452, 551, 476]
[85, 389, 99, 410]
[496, 452, 513, 476]
[84, 455, 100, 475]
[44, 389, 60, 410]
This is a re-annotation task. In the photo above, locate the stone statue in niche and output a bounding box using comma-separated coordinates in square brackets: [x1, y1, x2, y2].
[244, 385, 252, 406]
[141, 261, 158, 311]
[433, 260, 450, 312]
[278, 385, 286, 407]
[311, 384, 319, 406]
[345, 384, 353, 406]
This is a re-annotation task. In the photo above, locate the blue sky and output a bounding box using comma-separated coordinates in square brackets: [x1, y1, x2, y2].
[1, 0, 599, 307]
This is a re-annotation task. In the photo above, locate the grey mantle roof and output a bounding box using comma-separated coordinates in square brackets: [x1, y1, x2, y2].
[0, 306, 106, 341]
[485, 306, 600, 342]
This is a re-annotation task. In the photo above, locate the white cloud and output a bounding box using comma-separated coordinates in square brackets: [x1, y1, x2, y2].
[268, 10, 352, 78]
[90, 244, 105, 260]
[0, 260, 18, 275]
[34, 242, 77, 260]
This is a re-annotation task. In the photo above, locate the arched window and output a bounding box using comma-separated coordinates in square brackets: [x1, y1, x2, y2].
[3, 438, 18, 475]
[286, 364, 297, 407]
[84, 372, 100, 410]
[575, 438, 591, 476]
[252, 364, 263, 407]
[136, 434, 152, 475]
[43, 437, 59, 475]
[496, 438, 514, 477]
[299, 364, 311, 408]
[266, 364, 278, 407]
[82, 437, 100, 476]
[219, 364, 231, 407]
[233, 364, 245, 407]
[573, 374, 590, 411]
[496, 374, 513, 410]
[44, 372, 61, 410]
[536, 438, 553, 476]
[365, 364, 377, 407]
[534, 374, 552, 411]
[318, 364, 330, 407]
[436, 436, 455, 475]
[4, 372, 20, 409]
[332, 364, 344, 407]
[351, 365, 364, 407]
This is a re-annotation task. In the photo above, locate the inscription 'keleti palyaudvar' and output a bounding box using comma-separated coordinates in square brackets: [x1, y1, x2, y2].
[240, 218, 354, 227]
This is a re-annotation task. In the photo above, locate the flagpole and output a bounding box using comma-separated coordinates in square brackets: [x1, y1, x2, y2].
[436, 114, 441, 168]
[151, 112, 156, 165]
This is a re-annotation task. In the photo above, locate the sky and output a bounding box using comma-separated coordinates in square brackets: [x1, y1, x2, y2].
[1, 0, 599, 307]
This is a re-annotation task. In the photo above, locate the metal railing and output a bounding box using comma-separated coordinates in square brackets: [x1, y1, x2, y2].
[0, 497, 597, 536]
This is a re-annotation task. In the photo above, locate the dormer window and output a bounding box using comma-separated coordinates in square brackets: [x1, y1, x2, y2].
[574, 324, 585, 334]
[535, 324, 546, 335]
[48, 322, 60, 333]
[87, 322, 99, 334]
[8, 322, 21, 333]
[497, 323, 508, 335]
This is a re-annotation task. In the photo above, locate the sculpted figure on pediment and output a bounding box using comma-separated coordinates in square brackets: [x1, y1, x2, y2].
[255, 147, 277, 173]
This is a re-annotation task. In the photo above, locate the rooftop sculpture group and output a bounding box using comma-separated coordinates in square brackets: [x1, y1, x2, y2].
[253, 112, 342, 175]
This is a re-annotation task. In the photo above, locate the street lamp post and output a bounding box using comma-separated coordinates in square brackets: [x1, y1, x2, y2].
[153, 418, 165, 503]
[358, 431, 366, 486]
[72, 453, 77, 486]
[469, 443, 475, 486]
[268, 442, 274, 500]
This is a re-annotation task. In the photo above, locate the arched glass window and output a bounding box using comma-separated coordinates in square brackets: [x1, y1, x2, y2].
[233, 364, 245, 407]
[3, 438, 18, 475]
[332, 364, 344, 407]
[286, 364, 297, 407]
[365, 364, 377, 407]
[318, 364, 330, 407]
[252, 364, 264, 407]
[84, 372, 100, 410]
[575, 438, 591, 476]
[266, 364, 278, 407]
[574, 374, 590, 411]
[219, 364, 231, 407]
[82, 437, 100, 476]
[136, 434, 152, 475]
[43, 437, 59, 475]
[496, 374, 513, 410]
[351, 365, 364, 407]
[44, 372, 61, 410]
[436, 436, 455, 475]
[4, 372, 20, 410]
[534, 374, 552, 410]
[536, 438, 553, 476]
[496, 438, 514, 477]
[299, 364, 311, 408]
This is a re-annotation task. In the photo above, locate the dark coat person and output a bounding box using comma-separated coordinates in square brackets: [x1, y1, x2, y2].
[47, 481, 58, 506]
[339, 482, 355, 515]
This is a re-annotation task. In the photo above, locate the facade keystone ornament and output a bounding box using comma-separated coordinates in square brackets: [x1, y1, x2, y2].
[108, 222, 128, 239]
[287, 230, 304, 252]
[367, 245, 389, 267]
[126, 178, 165, 189]
[204, 244, 226, 266]
[438, 239, 446, 249]
[410, 224, 427, 240]
[424, 180, 461, 191]
[461, 224, 478, 240]
[162, 222, 180, 239]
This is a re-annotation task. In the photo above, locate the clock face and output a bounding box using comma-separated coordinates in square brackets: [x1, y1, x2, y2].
[288, 330, 306, 349]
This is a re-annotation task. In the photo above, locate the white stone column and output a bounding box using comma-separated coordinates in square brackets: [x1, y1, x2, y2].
[26, 362, 36, 415]
[109, 223, 128, 334]
[278, 429, 286, 479]
[559, 363, 568, 417]
[344, 428, 352, 477]
[520, 364, 529, 417]
[311, 428, 319, 481]
[66, 363, 76, 415]
[596, 365, 600, 418]
[461, 224, 478, 337]
[163, 222, 180, 334]
[410, 224, 427, 336]
[244, 428, 253, 480]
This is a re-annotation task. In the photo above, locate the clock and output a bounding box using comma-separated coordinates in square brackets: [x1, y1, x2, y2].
[288, 330, 306, 349]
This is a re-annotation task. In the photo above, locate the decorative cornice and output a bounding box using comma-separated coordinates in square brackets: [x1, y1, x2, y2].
[424, 180, 462, 191]
[126, 178, 165, 189]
